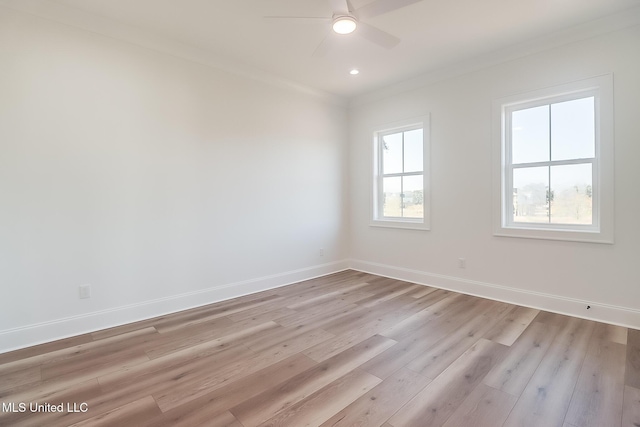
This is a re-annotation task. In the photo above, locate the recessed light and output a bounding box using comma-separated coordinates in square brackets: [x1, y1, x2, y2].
[350, 69, 360, 75]
[332, 16, 357, 35]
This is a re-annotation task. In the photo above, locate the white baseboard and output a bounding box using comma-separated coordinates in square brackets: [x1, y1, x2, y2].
[0, 260, 350, 354]
[350, 259, 640, 330]
[4, 258, 636, 355]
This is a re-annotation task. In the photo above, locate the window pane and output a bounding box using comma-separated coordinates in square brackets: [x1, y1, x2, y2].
[382, 176, 402, 217]
[404, 129, 423, 173]
[382, 132, 402, 174]
[550, 164, 593, 225]
[513, 167, 549, 223]
[551, 97, 595, 161]
[403, 175, 423, 219]
[512, 105, 549, 164]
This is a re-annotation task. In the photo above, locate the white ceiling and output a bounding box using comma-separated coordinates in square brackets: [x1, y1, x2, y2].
[13, 0, 640, 97]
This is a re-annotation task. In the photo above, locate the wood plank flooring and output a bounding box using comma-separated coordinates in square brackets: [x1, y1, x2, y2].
[0, 270, 637, 427]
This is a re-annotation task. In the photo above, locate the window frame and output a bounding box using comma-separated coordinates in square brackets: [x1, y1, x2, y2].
[371, 115, 431, 230]
[492, 75, 614, 243]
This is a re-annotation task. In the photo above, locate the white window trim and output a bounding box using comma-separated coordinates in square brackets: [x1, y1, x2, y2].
[371, 115, 431, 230]
[492, 75, 614, 244]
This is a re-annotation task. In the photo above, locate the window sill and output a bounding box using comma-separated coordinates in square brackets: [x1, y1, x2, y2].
[370, 219, 430, 231]
[494, 225, 613, 244]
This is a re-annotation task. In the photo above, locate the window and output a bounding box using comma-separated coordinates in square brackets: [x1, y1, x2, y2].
[493, 75, 613, 243]
[372, 116, 430, 230]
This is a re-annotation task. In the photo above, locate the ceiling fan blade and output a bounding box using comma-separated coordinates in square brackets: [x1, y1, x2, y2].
[328, 0, 350, 14]
[263, 16, 331, 23]
[356, 22, 400, 49]
[312, 34, 335, 57]
[346, 0, 356, 13]
[355, 0, 423, 20]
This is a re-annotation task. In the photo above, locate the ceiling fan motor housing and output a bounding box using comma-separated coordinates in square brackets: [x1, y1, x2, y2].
[332, 15, 358, 34]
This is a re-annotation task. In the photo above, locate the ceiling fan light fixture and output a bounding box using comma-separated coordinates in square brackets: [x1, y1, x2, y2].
[332, 15, 357, 34]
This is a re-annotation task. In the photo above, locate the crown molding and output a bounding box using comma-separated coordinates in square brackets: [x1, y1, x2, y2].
[2, 0, 638, 110]
[349, 5, 640, 108]
[0, 0, 347, 107]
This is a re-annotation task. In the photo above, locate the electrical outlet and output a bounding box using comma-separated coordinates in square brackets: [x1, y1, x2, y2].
[458, 258, 466, 269]
[319, 248, 324, 257]
[79, 285, 91, 299]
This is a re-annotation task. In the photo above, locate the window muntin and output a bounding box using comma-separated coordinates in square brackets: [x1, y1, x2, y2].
[505, 92, 597, 228]
[494, 75, 613, 243]
[379, 127, 424, 219]
[372, 117, 430, 230]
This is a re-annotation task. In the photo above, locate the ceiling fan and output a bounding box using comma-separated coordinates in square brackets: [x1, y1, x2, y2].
[265, 0, 424, 57]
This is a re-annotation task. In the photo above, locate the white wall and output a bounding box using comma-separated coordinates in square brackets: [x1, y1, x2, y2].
[349, 25, 640, 327]
[0, 8, 349, 352]
[2, 7, 639, 355]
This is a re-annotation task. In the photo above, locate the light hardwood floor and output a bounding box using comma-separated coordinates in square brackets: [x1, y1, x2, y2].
[0, 270, 638, 426]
